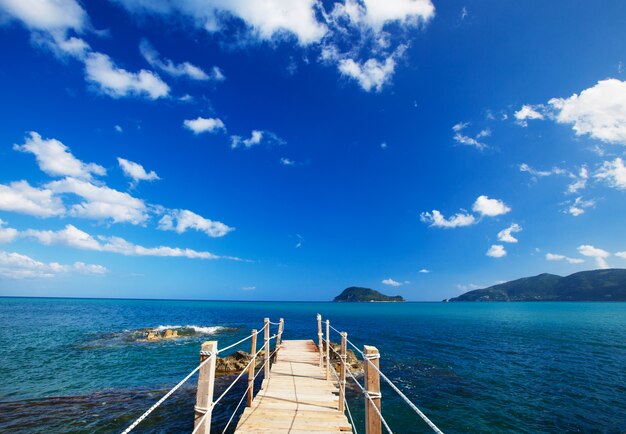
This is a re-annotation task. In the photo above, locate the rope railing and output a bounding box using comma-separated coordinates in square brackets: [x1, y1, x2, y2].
[326, 338, 393, 434]
[216, 327, 265, 356]
[322, 316, 445, 434]
[121, 318, 284, 434]
[212, 334, 276, 408]
[193, 333, 279, 434]
[219, 345, 279, 434]
[120, 354, 214, 434]
[328, 352, 358, 434]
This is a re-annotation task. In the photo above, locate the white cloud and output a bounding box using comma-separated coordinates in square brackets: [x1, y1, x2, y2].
[0, 250, 106, 279]
[577, 244, 610, 269]
[519, 163, 566, 178]
[486, 244, 506, 258]
[24, 224, 100, 250]
[548, 79, 626, 145]
[338, 56, 396, 92]
[452, 122, 469, 132]
[112, 0, 434, 93]
[117, 157, 160, 185]
[0, 0, 87, 32]
[418, 268, 430, 273]
[0, 180, 65, 217]
[460, 6, 468, 20]
[567, 196, 595, 217]
[615, 251, 626, 259]
[382, 278, 402, 287]
[0, 219, 18, 243]
[545, 253, 584, 264]
[331, 0, 434, 32]
[241, 286, 256, 291]
[595, 157, 626, 190]
[231, 130, 262, 148]
[452, 122, 489, 150]
[514, 104, 544, 126]
[114, 0, 327, 45]
[280, 157, 295, 166]
[230, 130, 284, 149]
[472, 195, 511, 217]
[158, 209, 233, 238]
[420, 210, 476, 228]
[14, 132, 106, 180]
[567, 166, 588, 193]
[183, 117, 226, 134]
[140, 39, 223, 81]
[84, 52, 169, 99]
[294, 234, 304, 248]
[497, 223, 522, 243]
[46, 177, 149, 225]
[24, 224, 235, 260]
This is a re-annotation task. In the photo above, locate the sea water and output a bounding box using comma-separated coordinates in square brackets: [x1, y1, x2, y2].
[0, 298, 625, 433]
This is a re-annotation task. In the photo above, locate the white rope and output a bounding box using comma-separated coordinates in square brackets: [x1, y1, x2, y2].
[193, 340, 277, 434]
[329, 323, 343, 336]
[123, 326, 275, 434]
[217, 328, 264, 355]
[268, 321, 281, 325]
[220, 347, 278, 434]
[328, 359, 358, 434]
[363, 357, 444, 434]
[344, 362, 394, 434]
[324, 322, 444, 434]
[121, 354, 213, 434]
[213, 335, 276, 408]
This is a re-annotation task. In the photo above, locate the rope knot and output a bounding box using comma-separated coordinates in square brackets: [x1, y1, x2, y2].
[366, 391, 382, 399]
[199, 350, 213, 357]
[364, 353, 380, 360]
[194, 405, 208, 414]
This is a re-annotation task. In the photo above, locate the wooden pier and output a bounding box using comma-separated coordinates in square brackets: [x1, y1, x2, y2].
[121, 314, 443, 434]
[234, 339, 353, 433]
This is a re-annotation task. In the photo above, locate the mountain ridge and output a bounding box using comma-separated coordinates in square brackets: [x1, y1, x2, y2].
[447, 269, 626, 301]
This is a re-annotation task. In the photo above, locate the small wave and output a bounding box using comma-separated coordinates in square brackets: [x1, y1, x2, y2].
[151, 325, 227, 335]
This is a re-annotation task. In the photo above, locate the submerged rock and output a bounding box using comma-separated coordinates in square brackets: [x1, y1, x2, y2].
[215, 350, 268, 376]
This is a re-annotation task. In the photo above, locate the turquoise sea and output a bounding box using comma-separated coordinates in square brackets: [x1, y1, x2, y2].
[0, 298, 625, 433]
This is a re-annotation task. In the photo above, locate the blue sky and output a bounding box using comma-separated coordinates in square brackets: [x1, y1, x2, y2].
[0, 0, 625, 301]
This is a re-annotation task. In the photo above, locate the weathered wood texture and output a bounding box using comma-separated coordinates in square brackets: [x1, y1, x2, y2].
[247, 330, 257, 407]
[234, 339, 353, 433]
[194, 341, 217, 434]
[363, 345, 381, 434]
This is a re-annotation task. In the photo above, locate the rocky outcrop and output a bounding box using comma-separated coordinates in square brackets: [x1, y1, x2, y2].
[215, 350, 269, 376]
[323, 341, 363, 376]
[143, 329, 179, 341]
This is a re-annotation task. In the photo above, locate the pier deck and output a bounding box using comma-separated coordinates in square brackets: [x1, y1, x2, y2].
[234, 339, 353, 433]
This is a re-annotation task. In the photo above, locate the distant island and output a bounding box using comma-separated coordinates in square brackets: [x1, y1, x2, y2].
[447, 269, 626, 302]
[333, 286, 405, 302]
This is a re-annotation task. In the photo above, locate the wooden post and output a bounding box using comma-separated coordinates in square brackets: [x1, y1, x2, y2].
[247, 329, 257, 407]
[274, 318, 284, 362]
[194, 341, 217, 434]
[325, 319, 330, 380]
[317, 314, 323, 367]
[264, 318, 270, 380]
[338, 331, 347, 412]
[364, 345, 381, 434]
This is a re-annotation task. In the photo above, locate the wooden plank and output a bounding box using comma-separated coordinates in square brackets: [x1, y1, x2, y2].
[234, 339, 353, 434]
